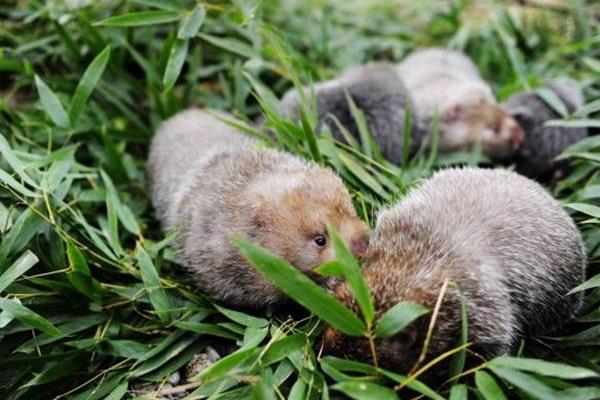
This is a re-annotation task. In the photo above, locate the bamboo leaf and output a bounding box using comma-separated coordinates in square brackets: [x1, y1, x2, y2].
[96, 10, 181, 26]
[374, 301, 429, 338]
[34, 75, 69, 128]
[234, 238, 366, 336]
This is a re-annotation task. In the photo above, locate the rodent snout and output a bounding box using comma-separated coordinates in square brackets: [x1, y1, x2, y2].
[351, 234, 370, 260]
[510, 123, 525, 150]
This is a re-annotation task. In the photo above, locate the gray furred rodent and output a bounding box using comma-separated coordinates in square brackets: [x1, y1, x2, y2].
[148, 108, 368, 309]
[396, 48, 525, 160]
[502, 78, 588, 181]
[279, 63, 421, 164]
[324, 168, 586, 375]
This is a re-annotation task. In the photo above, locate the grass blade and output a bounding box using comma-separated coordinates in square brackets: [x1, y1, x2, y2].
[234, 238, 366, 336]
[68, 45, 111, 126]
[34, 75, 69, 128]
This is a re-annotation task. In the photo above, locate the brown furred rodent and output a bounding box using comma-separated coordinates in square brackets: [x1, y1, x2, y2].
[397, 48, 524, 160]
[148, 108, 369, 309]
[323, 168, 586, 375]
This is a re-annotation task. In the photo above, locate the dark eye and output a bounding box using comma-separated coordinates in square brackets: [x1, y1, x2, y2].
[314, 235, 327, 247]
[490, 121, 501, 133]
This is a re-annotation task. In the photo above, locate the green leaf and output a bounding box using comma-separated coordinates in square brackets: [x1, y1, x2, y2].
[104, 382, 128, 400]
[234, 238, 366, 336]
[314, 261, 344, 277]
[476, 371, 507, 400]
[449, 384, 468, 400]
[198, 33, 255, 58]
[332, 381, 399, 400]
[374, 301, 429, 338]
[489, 366, 559, 400]
[34, 75, 69, 128]
[174, 321, 239, 340]
[133, 0, 184, 11]
[261, 333, 305, 366]
[328, 224, 374, 324]
[0, 250, 38, 293]
[566, 203, 600, 219]
[177, 5, 205, 39]
[0, 297, 63, 338]
[194, 346, 261, 382]
[0, 134, 39, 189]
[96, 10, 181, 26]
[537, 88, 569, 118]
[214, 305, 268, 328]
[0, 169, 40, 198]
[68, 45, 111, 125]
[489, 356, 598, 379]
[339, 153, 390, 201]
[569, 274, 600, 294]
[136, 243, 172, 321]
[163, 39, 189, 91]
[66, 241, 103, 301]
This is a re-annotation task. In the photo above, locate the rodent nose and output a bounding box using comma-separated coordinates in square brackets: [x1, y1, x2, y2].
[351, 234, 370, 260]
[511, 124, 525, 150]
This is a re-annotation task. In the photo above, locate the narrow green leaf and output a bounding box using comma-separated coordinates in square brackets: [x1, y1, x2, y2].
[34, 75, 69, 128]
[68, 45, 111, 125]
[449, 384, 468, 400]
[214, 305, 268, 328]
[489, 356, 598, 379]
[174, 321, 239, 340]
[328, 224, 374, 324]
[261, 333, 305, 366]
[104, 382, 128, 400]
[339, 153, 390, 201]
[476, 370, 507, 400]
[234, 238, 366, 336]
[0, 135, 39, 189]
[0, 250, 38, 293]
[96, 10, 181, 26]
[133, 0, 184, 11]
[0, 297, 63, 338]
[136, 243, 172, 321]
[177, 5, 205, 39]
[489, 366, 559, 400]
[163, 39, 189, 91]
[66, 241, 103, 301]
[374, 301, 429, 338]
[0, 169, 40, 198]
[198, 33, 255, 58]
[332, 381, 399, 400]
[195, 346, 261, 382]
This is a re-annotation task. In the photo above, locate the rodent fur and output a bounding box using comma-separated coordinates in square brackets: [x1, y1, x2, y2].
[396, 48, 524, 160]
[324, 168, 586, 375]
[502, 78, 588, 181]
[279, 63, 421, 164]
[148, 108, 368, 309]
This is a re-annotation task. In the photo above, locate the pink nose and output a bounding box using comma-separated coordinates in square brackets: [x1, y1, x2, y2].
[511, 124, 525, 149]
[351, 235, 370, 260]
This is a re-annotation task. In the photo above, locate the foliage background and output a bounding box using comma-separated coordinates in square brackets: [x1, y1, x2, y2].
[1, 0, 600, 399]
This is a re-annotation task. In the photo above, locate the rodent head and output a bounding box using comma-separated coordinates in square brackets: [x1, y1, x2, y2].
[243, 166, 369, 273]
[440, 99, 524, 160]
[322, 214, 465, 374]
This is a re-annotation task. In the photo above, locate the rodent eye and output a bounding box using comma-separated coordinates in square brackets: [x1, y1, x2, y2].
[490, 122, 501, 133]
[314, 235, 327, 247]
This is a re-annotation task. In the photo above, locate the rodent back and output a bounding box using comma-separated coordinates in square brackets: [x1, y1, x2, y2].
[147, 109, 254, 228]
[391, 168, 585, 334]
